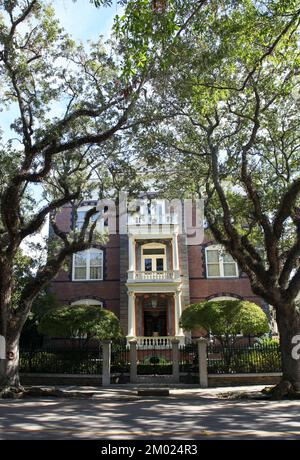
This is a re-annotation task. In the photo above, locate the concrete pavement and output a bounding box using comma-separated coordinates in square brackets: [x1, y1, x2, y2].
[0, 385, 300, 439]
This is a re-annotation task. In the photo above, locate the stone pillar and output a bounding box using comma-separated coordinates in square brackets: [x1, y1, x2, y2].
[102, 340, 112, 387]
[197, 338, 208, 388]
[128, 234, 135, 272]
[172, 232, 179, 271]
[174, 290, 184, 336]
[128, 291, 136, 338]
[172, 339, 180, 383]
[129, 339, 137, 384]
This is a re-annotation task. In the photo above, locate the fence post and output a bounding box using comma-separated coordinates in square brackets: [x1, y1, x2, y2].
[102, 340, 112, 386]
[172, 339, 180, 383]
[197, 337, 208, 388]
[129, 339, 137, 384]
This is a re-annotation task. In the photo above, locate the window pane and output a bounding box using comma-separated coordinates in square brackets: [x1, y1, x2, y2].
[144, 259, 152, 271]
[224, 263, 237, 276]
[207, 263, 220, 277]
[206, 250, 219, 263]
[90, 251, 102, 266]
[75, 252, 87, 267]
[91, 212, 100, 222]
[223, 253, 235, 263]
[76, 211, 86, 228]
[74, 267, 87, 280]
[90, 267, 101, 279]
[156, 258, 164, 271]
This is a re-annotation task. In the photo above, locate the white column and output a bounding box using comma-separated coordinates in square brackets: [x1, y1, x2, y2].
[128, 234, 135, 272]
[174, 289, 184, 337]
[172, 232, 179, 271]
[128, 291, 136, 338]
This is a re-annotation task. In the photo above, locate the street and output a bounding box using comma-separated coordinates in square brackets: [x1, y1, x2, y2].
[0, 390, 300, 439]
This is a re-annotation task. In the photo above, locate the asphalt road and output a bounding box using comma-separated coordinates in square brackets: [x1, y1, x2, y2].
[1, 394, 300, 439]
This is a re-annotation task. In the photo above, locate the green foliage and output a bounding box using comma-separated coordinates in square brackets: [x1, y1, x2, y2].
[11, 250, 35, 310]
[208, 346, 281, 374]
[254, 335, 280, 348]
[19, 349, 102, 374]
[38, 305, 123, 341]
[180, 300, 270, 340]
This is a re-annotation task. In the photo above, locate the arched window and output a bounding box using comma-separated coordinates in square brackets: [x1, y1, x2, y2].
[71, 299, 103, 307]
[72, 248, 103, 281]
[205, 245, 238, 278]
[141, 242, 166, 272]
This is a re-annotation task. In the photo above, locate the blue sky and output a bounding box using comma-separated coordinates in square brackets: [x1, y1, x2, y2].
[0, 1, 120, 251]
[51, 0, 119, 42]
[0, 0, 119, 140]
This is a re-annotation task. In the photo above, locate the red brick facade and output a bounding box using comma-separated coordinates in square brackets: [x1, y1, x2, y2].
[50, 203, 264, 338]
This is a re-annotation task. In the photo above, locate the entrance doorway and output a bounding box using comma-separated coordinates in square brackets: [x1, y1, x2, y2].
[144, 309, 167, 336]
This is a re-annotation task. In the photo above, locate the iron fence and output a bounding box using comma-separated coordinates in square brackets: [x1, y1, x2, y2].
[207, 343, 281, 374]
[179, 343, 198, 373]
[111, 339, 130, 373]
[19, 346, 102, 374]
[19, 341, 282, 376]
[136, 344, 173, 375]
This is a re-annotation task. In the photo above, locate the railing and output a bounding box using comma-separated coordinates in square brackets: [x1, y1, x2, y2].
[128, 214, 178, 225]
[136, 336, 173, 348]
[19, 347, 102, 374]
[207, 343, 281, 374]
[128, 270, 180, 281]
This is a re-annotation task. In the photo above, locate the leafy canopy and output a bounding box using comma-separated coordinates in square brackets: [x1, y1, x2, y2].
[38, 305, 122, 340]
[180, 300, 269, 338]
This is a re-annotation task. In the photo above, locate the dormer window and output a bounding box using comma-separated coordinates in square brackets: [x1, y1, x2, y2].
[205, 245, 238, 278]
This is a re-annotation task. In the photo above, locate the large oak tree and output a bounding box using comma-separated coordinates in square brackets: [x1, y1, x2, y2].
[0, 0, 150, 388]
[128, 0, 300, 395]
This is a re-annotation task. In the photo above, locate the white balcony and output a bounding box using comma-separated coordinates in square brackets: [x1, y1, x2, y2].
[128, 214, 178, 226]
[136, 336, 185, 348]
[127, 270, 180, 283]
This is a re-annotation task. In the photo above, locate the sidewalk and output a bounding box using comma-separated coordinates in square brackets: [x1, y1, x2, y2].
[31, 384, 269, 400]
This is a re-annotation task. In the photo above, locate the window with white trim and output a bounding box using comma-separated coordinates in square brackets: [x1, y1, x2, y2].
[141, 242, 166, 272]
[75, 206, 101, 230]
[72, 248, 103, 281]
[205, 245, 238, 278]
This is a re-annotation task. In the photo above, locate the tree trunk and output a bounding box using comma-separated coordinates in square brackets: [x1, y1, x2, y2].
[275, 306, 300, 395]
[0, 330, 22, 389]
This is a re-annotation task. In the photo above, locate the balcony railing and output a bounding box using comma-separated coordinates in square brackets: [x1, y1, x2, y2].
[136, 336, 185, 348]
[136, 336, 173, 348]
[128, 214, 178, 225]
[127, 270, 180, 282]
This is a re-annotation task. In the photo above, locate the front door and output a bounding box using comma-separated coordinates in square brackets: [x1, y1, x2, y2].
[144, 310, 167, 336]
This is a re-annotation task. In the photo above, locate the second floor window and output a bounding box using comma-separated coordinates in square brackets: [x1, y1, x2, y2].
[76, 209, 100, 230]
[205, 245, 238, 278]
[141, 243, 166, 272]
[72, 248, 103, 281]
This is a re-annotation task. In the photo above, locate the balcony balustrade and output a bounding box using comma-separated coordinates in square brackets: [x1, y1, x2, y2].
[127, 270, 180, 282]
[128, 214, 178, 226]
